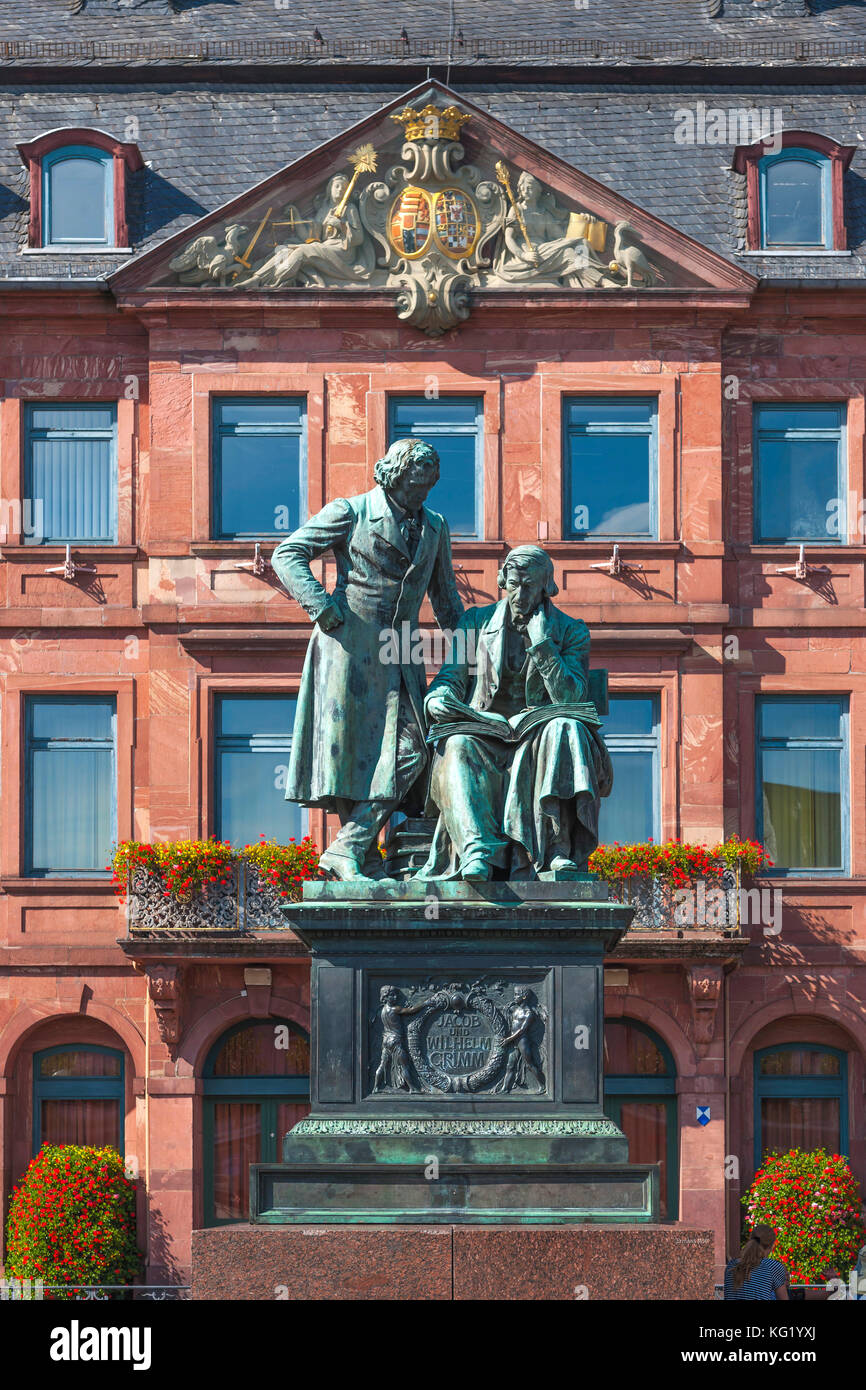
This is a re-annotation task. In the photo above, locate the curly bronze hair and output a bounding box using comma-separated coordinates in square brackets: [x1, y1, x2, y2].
[373, 437, 440, 490]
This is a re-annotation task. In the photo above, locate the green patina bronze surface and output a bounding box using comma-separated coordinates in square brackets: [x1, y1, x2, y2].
[255, 534, 658, 1223]
[418, 547, 613, 881]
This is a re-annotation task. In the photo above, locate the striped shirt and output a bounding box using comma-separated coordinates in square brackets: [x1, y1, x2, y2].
[724, 1256, 788, 1301]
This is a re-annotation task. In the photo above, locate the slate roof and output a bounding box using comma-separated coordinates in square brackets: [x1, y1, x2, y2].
[1, 0, 866, 67]
[2, 5, 866, 287]
[1, 79, 865, 285]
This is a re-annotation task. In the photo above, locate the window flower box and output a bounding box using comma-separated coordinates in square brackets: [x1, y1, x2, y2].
[114, 837, 320, 936]
[588, 837, 771, 934]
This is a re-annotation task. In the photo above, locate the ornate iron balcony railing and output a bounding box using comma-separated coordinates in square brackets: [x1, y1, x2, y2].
[125, 864, 290, 936]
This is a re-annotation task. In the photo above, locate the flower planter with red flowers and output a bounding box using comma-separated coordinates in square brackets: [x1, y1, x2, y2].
[240, 836, 322, 929]
[4, 1145, 141, 1298]
[588, 836, 772, 933]
[112, 836, 320, 935]
[743, 1148, 865, 1284]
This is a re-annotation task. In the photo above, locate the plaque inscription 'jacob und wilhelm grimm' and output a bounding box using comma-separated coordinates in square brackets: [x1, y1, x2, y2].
[368, 977, 548, 1098]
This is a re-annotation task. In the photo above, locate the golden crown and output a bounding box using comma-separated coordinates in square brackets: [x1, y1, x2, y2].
[391, 103, 471, 143]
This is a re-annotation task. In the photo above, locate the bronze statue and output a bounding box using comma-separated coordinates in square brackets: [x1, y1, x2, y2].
[271, 438, 463, 880]
[417, 544, 613, 881]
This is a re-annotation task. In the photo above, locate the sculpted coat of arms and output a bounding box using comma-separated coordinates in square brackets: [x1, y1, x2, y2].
[164, 101, 667, 336]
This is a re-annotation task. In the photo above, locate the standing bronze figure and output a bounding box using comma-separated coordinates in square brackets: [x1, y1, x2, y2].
[271, 438, 463, 880]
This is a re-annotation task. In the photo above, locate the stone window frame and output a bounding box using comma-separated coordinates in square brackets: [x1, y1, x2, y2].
[0, 395, 136, 549]
[23, 402, 119, 546]
[604, 1017, 679, 1221]
[602, 673, 677, 844]
[730, 385, 864, 550]
[189, 371, 323, 547]
[196, 675, 304, 846]
[752, 1043, 848, 1168]
[733, 131, 855, 253]
[32, 1043, 126, 1157]
[201, 1017, 310, 1228]
[368, 376, 501, 542]
[17, 127, 144, 251]
[212, 690, 305, 847]
[23, 693, 117, 879]
[736, 675, 861, 882]
[752, 401, 847, 547]
[598, 691, 663, 846]
[561, 395, 659, 542]
[210, 395, 307, 542]
[386, 394, 486, 541]
[540, 376, 677, 542]
[753, 692, 850, 879]
[0, 675, 135, 885]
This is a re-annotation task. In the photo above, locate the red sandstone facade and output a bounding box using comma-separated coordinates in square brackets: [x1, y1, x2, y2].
[1, 276, 865, 1284]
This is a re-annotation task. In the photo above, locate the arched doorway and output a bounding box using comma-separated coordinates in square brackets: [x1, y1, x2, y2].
[604, 1017, 678, 1219]
[201, 1018, 310, 1226]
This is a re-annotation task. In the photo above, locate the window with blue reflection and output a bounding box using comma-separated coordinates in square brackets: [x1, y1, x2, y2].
[756, 696, 847, 874]
[760, 148, 830, 249]
[753, 404, 844, 543]
[213, 399, 306, 540]
[26, 696, 116, 876]
[388, 398, 483, 538]
[25, 404, 117, 545]
[43, 146, 114, 247]
[214, 695, 304, 846]
[564, 399, 657, 538]
[598, 695, 660, 845]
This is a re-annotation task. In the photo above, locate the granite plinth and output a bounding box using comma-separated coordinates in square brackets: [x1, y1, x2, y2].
[191, 1224, 715, 1300]
[191, 1224, 452, 1301]
[452, 1225, 716, 1300]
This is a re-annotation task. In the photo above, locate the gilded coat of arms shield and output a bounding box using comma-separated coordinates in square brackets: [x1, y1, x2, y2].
[389, 186, 432, 259]
[432, 188, 479, 259]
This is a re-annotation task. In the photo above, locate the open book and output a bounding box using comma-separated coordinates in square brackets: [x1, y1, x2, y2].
[426, 700, 601, 745]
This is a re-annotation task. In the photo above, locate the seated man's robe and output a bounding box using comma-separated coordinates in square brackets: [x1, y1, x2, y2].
[418, 597, 613, 879]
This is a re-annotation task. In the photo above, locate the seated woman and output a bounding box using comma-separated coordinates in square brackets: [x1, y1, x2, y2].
[240, 174, 375, 288]
[493, 172, 619, 289]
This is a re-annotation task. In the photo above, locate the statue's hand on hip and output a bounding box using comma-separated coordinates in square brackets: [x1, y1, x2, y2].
[316, 599, 344, 633]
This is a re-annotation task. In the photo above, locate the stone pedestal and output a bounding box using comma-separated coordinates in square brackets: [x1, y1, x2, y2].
[252, 880, 659, 1223]
[191, 1224, 715, 1300]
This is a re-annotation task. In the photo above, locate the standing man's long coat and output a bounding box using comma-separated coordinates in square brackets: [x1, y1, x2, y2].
[271, 484, 463, 809]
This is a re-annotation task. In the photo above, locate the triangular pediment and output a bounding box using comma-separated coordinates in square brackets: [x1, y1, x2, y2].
[110, 81, 756, 334]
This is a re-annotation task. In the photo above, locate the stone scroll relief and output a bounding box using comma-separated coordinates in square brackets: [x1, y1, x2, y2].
[163, 103, 666, 335]
[369, 976, 548, 1098]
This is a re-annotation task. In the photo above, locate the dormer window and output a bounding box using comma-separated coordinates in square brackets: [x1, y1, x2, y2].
[17, 128, 143, 251]
[733, 131, 854, 253]
[43, 146, 113, 248]
[760, 147, 830, 249]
